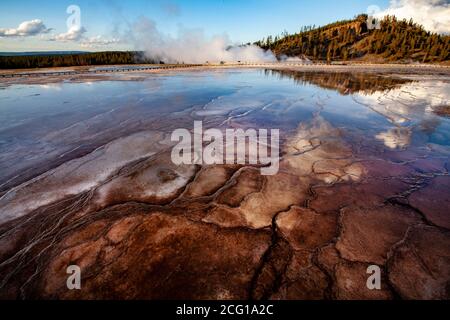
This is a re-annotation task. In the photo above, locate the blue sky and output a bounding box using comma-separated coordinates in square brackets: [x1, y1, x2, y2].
[0, 0, 404, 52]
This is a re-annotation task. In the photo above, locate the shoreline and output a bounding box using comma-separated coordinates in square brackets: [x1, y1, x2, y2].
[1, 62, 449, 76]
[0, 63, 449, 87]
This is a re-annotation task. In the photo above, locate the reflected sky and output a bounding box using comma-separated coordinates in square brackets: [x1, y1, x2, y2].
[0, 68, 449, 194]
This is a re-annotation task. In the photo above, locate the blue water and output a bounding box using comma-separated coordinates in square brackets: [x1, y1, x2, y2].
[0, 68, 449, 191]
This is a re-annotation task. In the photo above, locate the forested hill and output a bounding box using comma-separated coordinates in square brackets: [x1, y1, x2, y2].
[255, 14, 449, 63]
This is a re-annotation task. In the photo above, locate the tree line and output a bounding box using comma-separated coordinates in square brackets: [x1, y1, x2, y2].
[0, 51, 158, 69]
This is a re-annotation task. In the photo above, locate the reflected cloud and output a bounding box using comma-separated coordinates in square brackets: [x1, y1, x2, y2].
[39, 83, 62, 90]
[355, 80, 450, 127]
[283, 115, 365, 183]
[376, 127, 412, 149]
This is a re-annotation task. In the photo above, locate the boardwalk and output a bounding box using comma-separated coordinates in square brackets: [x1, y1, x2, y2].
[0, 62, 448, 78]
[0, 64, 203, 78]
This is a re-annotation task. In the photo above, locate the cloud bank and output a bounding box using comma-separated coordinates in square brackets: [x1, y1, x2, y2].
[376, 0, 450, 34]
[0, 19, 51, 37]
[80, 35, 121, 48]
[48, 26, 120, 48]
[0, 18, 118, 48]
[50, 26, 87, 41]
[129, 17, 276, 63]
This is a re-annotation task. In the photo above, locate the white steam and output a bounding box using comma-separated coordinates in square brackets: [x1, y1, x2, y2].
[130, 17, 276, 63]
[376, 0, 450, 34]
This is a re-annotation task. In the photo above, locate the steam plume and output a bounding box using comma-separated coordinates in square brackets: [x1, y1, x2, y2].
[129, 17, 276, 63]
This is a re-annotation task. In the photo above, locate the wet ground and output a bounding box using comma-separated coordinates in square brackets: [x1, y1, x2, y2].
[0, 68, 449, 299]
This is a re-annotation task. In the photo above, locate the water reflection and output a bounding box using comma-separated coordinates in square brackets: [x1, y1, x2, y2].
[265, 69, 413, 95]
[375, 127, 412, 149]
[266, 69, 450, 149]
[0, 69, 449, 195]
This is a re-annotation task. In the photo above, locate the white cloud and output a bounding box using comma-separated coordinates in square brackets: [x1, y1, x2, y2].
[2, 19, 112, 47]
[49, 26, 119, 48]
[50, 25, 87, 41]
[80, 35, 121, 48]
[0, 19, 51, 37]
[376, 0, 450, 34]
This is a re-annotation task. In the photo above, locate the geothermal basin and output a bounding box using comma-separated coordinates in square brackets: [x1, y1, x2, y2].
[0, 66, 449, 299]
